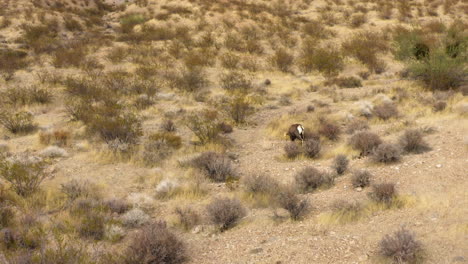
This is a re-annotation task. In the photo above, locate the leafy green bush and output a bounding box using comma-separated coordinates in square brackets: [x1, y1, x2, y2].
[0, 154, 49, 196]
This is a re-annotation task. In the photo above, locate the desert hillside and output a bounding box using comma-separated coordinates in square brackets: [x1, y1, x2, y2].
[0, 0, 467, 263]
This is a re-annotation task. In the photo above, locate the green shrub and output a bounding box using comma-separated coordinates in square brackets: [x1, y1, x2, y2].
[184, 110, 220, 144]
[0, 110, 37, 134]
[408, 49, 466, 90]
[300, 45, 344, 77]
[0, 154, 49, 196]
[342, 31, 388, 72]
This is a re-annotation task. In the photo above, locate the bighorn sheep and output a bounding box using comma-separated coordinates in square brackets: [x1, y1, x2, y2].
[287, 124, 305, 144]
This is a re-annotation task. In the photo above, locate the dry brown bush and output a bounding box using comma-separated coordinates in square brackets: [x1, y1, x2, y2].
[399, 129, 430, 154]
[295, 167, 333, 193]
[271, 48, 294, 72]
[318, 121, 341, 141]
[332, 155, 349, 175]
[191, 152, 237, 182]
[284, 142, 301, 159]
[373, 102, 399, 120]
[276, 188, 309, 221]
[175, 206, 200, 231]
[380, 228, 423, 263]
[351, 170, 371, 188]
[124, 221, 187, 264]
[206, 198, 246, 231]
[372, 143, 402, 163]
[345, 119, 369, 134]
[342, 31, 389, 72]
[349, 131, 383, 156]
[372, 183, 397, 204]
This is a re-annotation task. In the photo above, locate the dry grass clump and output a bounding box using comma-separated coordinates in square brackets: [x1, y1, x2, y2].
[191, 152, 237, 182]
[399, 129, 430, 154]
[330, 199, 364, 223]
[0, 154, 49, 197]
[276, 188, 309, 221]
[432, 101, 447, 112]
[303, 138, 321, 158]
[349, 13, 367, 28]
[284, 142, 301, 159]
[318, 121, 341, 141]
[160, 119, 177, 133]
[373, 102, 399, 120]
[295, 167, 334, 193]
[175, 206, 200, 231]
[380, 228, 423, 264]
[332, 155, 349, 175]
[149, 132, 182, 149]
[349, 131, 383, 156]
[351, 170, 371, 188]
[124, 221, 187, 264]
[243, 174, 279, 195]
[0, 110, 37, 134]
[141, 140, 173, 166]
[372, 143, 402, 163]
[53, 42, 89, 68]
[325, 76, 362, 88]
[218, 122, 233, 134]
[169, 67, 209, 93]
[2, 86, 52, 106]
[105, 198, 131, 215]
[206, 197, 246, 231]
[371, 183, 397, 204]
[39, 129, 71, 146]
[78, 211, 105, 240]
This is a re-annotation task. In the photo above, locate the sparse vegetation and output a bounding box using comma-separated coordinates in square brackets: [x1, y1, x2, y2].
[372, 143, 402, 163]
[372, 183, 397, 204]
[191, 152, 237, 182]
[349, 131, 383, 156]
[206, 198, 246, 231]
[351, 170, 371, 188]
[284, 142, 301, 159]
[295, 167, 334, 193]
[332, 155, 349, 175]
[399, 129, 430, 154]
[380, 228, 423, 264]
[276, 188, 309, 221]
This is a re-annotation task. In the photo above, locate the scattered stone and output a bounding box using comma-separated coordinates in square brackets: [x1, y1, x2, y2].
[356, 187, 363, 192]
[436, 164, 442, 168]
[250, 248, 263, 254]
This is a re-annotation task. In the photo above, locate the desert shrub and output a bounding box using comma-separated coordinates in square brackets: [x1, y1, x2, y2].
[284, 142, 301, 159]
[86, 105, 142, 145]
[242, 174, 279, 195]
[141, 140, 173, 166]
[21, 23, 59, 53]
[220, 71, 252, 93]
[392, 27, 428, 61]
[408, 49, 466, 91]
[432, 101, 447, 112]
[0, 110, 37, 134]
[380, 228, 423, 263]
[0, 49, 28, 81]
[373, 102, 399, 120]
[2, 85, 52, 105]
[303, 139, 321, 158]
[342, 31, 389, 72]
[351, 170, 371, 188]
[206, 198, 246, 231]
[319, 121, 341, 141]
[175, 207, 200, 231]
[60, 180, 91, 202]
[271, 48, 294, 72]
[64, 17, 83, 31]
[105, 198, 131, 215]
[300, 42, 344, 77]
[295, 167, 332, 193]
[331, 200, 363, 223]
[225, 95, 254, 124]
[53, 42, 88, 68]
[120, 14, 147, 34]
[349, 131, 383, 156]
[160, 119, 176, 132]
[78, 212, 105, 240]
[276, 188, 309, 220]
[346, 118, 369, 134]
[39, 146, 68, 158]
[121, 208, 150, 228]
[0, 154, 49, 196]
[155, 179, 180, 199]
[149, 132, 182, 149]
[325, 76, 362, 88]
[332, 155, 349, 175]
[191, 152, 237, 182]
[301, 20, 332, 39]
[372, 143, 402, 163]
[0, 206, 14, 228]
[185, 110, 220, 144]
[70, 198, 105, 217]
[220, 52, 241, 69]
[218, 122, 233, 134]
[124, 221, 187, 264]
[306, 105, 315, 112]
[0, 228, 18, 249]
[170, 67, 209, 93]
[372, 183, 397, 204]
[399, 129, 430, 154]
[349, 13, 367, 28]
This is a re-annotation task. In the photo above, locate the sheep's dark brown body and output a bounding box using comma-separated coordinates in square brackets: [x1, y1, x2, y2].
[287, 124, 305, 141]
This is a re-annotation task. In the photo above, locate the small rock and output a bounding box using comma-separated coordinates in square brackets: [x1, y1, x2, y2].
[436, 164, 442, 168]
[250, 248, 263, 254]
[192, 226, 203, 234]
[356, 187, 363, 192]
[264, 79, 271, 86]
[452, 256, 465, 262]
